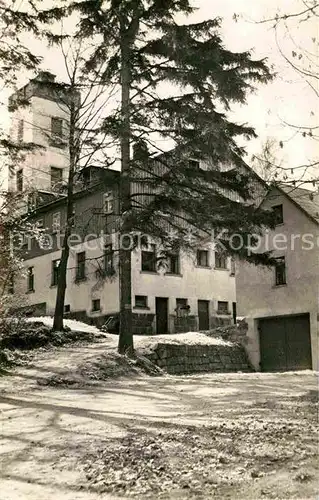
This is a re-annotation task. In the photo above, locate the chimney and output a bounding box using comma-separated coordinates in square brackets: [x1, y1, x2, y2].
[35, 71, 56, 82]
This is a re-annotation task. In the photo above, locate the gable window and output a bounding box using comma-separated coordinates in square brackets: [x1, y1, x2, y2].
[272, 204, 284, 225]
[104, 244, 114, 272]
[103, 192, 114, 214]
[51, 259, 60, 286]
[141, 244, 156, 272]
[166, 252, 180, 274]
[217, 301, 229, 315]
[27, 267, 34, 292]
[92, 299, 101, 312]
[196, 249, 209, 267]
[52, 212, 61, 233]
[76, 251, 86, 281]
[275, 256, 286, 286]
[215, 251, 227, 269]
[16, 169, 23, 192]
[50, 167, 63, 190]
[51, 117, 63, 139]
[17, 119, 24, 142]
[135, 295, 148, 308]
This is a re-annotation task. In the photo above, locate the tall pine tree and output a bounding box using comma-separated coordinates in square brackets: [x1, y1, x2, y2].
[38, 0, 276, 352]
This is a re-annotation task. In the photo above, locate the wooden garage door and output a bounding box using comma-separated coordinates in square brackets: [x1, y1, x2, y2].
[259, 314, 312, 371]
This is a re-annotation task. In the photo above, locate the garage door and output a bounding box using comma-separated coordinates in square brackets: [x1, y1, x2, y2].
[259, 314, 312, 371]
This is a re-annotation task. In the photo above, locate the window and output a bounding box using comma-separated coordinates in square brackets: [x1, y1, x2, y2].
[16, 169, 23, 192]
[76, 251, 86, 281]
[51, 117, 63, 139]
[272, 204, 283, 225]
[104, 244, 114, 272]
[215, 251, 227, 269]
[27, 267, 34, 292]
[103, 192, 114, 214]
[230, 258, 236, 276]
[166, 252, 180, 274]
[51, 259, 60, 286]
[217, 301, 229, 315]
[141, 244, 156, 272]
[92, 299, 101, 312]
[52, 212, 61, 233]
[176, 298, 189, 317]
[135, 295, 148, 308]
[64, 304, 70, 313]
[275, 256, 286, 286]
[17, 119, 24, 142]
[196, 249, 209, 267]
[50, 167, 63, 190]
[189, 159, 200, 169]
[176, 298, 188, 308]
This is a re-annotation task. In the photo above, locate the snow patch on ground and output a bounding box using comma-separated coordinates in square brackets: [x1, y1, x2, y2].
[26, 317, 103, 335]
[134, 331, 232, 347]
[26, 317, 232, 348]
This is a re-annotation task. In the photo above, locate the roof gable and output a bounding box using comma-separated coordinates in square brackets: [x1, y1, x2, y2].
[276, 184, 319, 225]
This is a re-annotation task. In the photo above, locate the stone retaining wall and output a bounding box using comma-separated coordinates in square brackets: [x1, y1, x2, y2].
[144, 342, 252, 375]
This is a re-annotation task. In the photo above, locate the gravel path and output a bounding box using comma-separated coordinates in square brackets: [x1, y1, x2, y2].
[0, 342, 318, 499]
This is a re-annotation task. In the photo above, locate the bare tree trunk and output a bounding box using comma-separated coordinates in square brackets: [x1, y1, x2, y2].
[118, 32, 133, 355]
[52, 100, 77, 331]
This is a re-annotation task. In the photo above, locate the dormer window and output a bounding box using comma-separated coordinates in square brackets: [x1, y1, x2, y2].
[103, 192, 114, 214]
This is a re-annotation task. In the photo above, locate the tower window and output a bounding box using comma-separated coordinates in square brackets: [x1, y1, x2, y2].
[50, 167, 63, 190]
[51, 117, 63, 139]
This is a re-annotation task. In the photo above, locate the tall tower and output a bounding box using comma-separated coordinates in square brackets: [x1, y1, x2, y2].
[8, 71, 79, 207]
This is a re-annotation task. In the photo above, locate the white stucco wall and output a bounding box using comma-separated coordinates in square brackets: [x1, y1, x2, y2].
[19, 236, 119, 318]
[132, 246, 236, 322]
[9, 95, 70, 193]
[17, 236, 236, 330]
[236, 188, 319, 370]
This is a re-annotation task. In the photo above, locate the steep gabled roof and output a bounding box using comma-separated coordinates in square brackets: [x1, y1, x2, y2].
[277, 184, 319, 225]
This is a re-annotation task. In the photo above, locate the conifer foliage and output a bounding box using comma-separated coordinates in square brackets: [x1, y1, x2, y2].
[6, 1, 277, 351]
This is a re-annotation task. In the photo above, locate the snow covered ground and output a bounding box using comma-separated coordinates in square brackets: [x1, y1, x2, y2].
[26, 316, 232, 347]
[0, 350, 317, 500]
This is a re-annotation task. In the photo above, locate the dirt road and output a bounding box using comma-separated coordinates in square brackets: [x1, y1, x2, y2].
[0, 343, 318, 499]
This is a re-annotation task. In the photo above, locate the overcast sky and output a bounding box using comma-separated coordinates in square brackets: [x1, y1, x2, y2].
[1, 0, 317, 182]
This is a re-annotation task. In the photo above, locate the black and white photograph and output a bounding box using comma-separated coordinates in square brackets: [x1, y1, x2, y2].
[0, 1, 318, 498]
